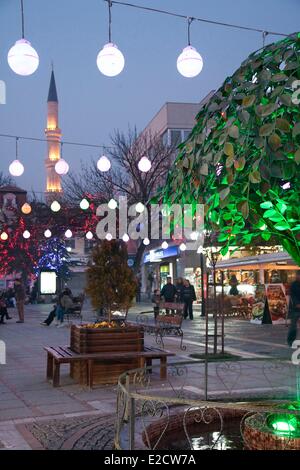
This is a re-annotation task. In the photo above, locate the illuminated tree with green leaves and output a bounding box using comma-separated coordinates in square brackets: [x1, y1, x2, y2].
[160, 33, 300, 265]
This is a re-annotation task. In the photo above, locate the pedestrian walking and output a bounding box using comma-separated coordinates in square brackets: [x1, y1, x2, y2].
[182, 279, 196, 320]
[14, 279, 26, 323]
[152, 289, 161, 321]
[287, 271, 300, 346]
[161, 277, 177, 314]
[175, 277, 184, 302]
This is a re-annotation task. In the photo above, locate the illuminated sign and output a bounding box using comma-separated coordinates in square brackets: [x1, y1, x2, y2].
[144, 245, 180, 263]
[40, 271, 57, 295]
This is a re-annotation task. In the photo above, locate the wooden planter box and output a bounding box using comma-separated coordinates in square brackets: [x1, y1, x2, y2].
[70, 323, 144, 385]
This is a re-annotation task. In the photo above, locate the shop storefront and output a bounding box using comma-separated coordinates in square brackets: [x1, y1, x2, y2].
[214, 251, 298, 324]
[143, 245, 180, 291]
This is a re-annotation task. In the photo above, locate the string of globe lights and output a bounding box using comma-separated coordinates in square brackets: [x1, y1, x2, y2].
[6, 0, 288, 78]
[0, 133, 153, 177]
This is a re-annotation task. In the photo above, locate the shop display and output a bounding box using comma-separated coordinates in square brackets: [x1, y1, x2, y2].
[250, 284, 266, 325]
[265, 284, 288, 324]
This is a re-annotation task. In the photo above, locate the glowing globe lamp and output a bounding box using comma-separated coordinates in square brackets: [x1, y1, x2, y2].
[105, 233, 113, 241]
[86, 231, 93, 240]
[97, 43, 125, 77]
[161, 241, 168, 249]
[55, 159, 69, 175]
[8, 39, 39, 76]
[21, 203, 31, 215]
[0, 232, 8, 241]
[143, 238, 150, 246]
[65, 229, 73, 238]
[80, 198, 90, 210]
[138, 156, 151, 173]
[97, 155, 111, 172]
[122, 233, 129, 242]
[179, 242, 187, 251]
[108, 198, 117, 210]
[44, 229, 52, 238]
[177, 46, 203, 78]
[23, 230, 30, 239]
[135, 202, 145, 213]
[9, 159, 24, 177]
[50, 201, 61, 212]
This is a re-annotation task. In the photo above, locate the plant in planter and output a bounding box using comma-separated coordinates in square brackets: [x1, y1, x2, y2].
[85, 240, 137, 323]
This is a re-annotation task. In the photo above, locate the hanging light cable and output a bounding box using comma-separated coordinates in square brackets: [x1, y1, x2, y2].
[9, 137, 24, 177]
[177, 17, 203, 78]
[7, 0, 39, 76]
[97, 0, 125, 77]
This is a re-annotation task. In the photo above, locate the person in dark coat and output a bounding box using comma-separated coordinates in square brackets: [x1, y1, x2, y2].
[287, 271, 300, 346]
[0, 293, 12, 324]
[161, 277, 177, 314]
[152, 289, 161, 321]
[182, 279, 196, 320]
[175, 277, 184, 302]
[229, 275, 239, 296]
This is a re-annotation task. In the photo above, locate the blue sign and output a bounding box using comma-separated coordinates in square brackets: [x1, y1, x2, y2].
[143, 245, 180, 264]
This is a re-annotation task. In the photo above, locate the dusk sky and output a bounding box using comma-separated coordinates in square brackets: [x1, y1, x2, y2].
[0, 0, 299, 195]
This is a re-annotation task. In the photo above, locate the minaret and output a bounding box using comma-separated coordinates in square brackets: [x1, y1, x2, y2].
[45, 69, 62, 202]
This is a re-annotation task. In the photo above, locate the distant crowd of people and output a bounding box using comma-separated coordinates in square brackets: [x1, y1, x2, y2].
[152, 276, 196, 320]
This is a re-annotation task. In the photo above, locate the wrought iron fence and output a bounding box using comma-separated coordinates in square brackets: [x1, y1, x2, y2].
[114, 360, 300, 450]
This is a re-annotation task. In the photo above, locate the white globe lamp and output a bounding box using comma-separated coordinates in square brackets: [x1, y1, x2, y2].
[65, 229, 73, 238]
[143, 238, 150, 246]
[108, 198, 117, 210]
[0, 232, 8, 241]
[138, 156, 151, 173]
[80, 198, 90, 210]
[9, 159, 24, 177]
[105, 233, 113, 241]
[97, 155, 111, 172]
[55, 159, 69, 176]
[97, 43, 125, 77]
[44, 229, 52, 238]
[122, 233, 129, 242]
[179, 242, 187, 252]
[86, 231, 93, 240]
[177, 46, 203, 78]
[161, 241, 168, 250]
[23, 230, 30, 239]
[135, 202, 145, 213]
[50, 201, 61, 212]
[8, 39, 39, 76]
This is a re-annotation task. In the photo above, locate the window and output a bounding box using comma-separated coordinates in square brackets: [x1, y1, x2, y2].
[183, 130, 191, 141]
[170, 130, 181, 147]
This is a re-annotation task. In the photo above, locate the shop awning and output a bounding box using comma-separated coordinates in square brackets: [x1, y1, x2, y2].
[215, 251, 298, 271]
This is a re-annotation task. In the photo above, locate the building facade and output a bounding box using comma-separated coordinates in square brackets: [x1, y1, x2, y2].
[140, 92, 214, 298]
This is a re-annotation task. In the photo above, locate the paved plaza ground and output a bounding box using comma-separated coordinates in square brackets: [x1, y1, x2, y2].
[0, 302, 296, 450]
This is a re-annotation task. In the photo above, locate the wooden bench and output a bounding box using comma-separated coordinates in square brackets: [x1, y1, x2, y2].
[136, 302, 186, 350]
[44, 345, 175, 388]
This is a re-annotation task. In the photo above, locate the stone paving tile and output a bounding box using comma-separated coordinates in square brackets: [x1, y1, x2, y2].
[0, 429, 31, 450]
[0, 407, 37, 421]
[35, 402, 91, 415]
[0, 400, 27, 410]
